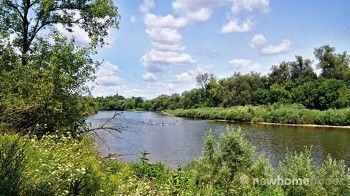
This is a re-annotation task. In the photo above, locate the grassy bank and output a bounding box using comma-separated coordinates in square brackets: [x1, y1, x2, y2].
[166, 104, 350, 126]
[1, 129, 349, 195]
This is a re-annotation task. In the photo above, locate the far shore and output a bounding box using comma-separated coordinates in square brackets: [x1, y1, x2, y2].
[213, 119, 350, 129]
[161, 110, 350, 129]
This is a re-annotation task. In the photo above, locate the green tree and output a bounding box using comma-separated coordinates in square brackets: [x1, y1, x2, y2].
[0, 0, 120, 65]
[0, 0, 120, 136]
[290, 56, 317, 80]
[269, 62, 291, 85]
[1, 35, 97, 136]
[314, 45, 350, 81]
[222, 73, 267, 106]
[196, 73, 215, 89]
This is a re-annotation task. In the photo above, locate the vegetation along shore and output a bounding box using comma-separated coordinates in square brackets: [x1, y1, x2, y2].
[95, 45, 350, 127]
[165, 105, 350, 127]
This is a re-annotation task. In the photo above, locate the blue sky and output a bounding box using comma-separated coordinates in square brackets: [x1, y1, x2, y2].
[81, 0, 350, 98]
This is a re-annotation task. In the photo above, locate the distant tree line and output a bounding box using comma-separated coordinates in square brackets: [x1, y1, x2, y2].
[95, 45, 350, 111]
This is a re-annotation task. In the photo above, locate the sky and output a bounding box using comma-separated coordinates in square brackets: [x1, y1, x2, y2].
[68, 0, 350, 98]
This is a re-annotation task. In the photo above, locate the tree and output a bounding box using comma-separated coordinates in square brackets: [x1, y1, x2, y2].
[206, 79, 225, 107]
[0, 0, 120, 136]
[196, 73, 215, 89]
[0, 0, 120, 65]
[314, 45, 350, 81]
[269, 62, 291, 85]
[0, 35, 97, 136]
[222, 73, 266, 106]
[290, 56, 316, 80]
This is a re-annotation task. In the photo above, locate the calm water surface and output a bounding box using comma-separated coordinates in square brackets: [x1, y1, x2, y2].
[87, 111, 350, 168]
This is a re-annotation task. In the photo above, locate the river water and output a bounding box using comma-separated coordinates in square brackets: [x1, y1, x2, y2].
[87, 111, 350, 168]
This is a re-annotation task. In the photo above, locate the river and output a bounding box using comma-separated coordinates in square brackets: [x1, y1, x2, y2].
[87, 111, 350, 168]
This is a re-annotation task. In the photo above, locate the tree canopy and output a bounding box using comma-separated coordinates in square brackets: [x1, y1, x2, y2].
[0, 0, 119, 65]
[0, 0, 120, 136]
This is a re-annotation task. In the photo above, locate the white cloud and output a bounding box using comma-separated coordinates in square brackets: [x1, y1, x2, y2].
[250, 33, 267, 48]
[144, 13, 188, 29]
[143, 72, 158, 82]
[175, 72, 195, 82]
[141, 49, 195, 70]
[221, 17, 255, 33]
[130, 15, 137, 24]
[56, 24, 90, 45]
[95, 61, 121, 86]
[151, 42, 186, 52]
[230, 0, 270, 15]
[139, 0, 155, 13]
[172, 0, 226, 11]
[184, 8, 212, 22]
[172, 0, 227, 23]
[260, 39, 293, 55]
[146, 28, 183, 44]
[229, 58, 261, 73]
[140, 0, 196, 73]
[56, 24, 114, 47]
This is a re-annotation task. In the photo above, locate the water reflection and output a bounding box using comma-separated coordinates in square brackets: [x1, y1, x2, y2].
[87, 111, 350, 168]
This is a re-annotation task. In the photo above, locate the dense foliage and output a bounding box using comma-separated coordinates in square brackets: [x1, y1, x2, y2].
[0, 0, 119, 136]
[96, 46, 350, 113]
[167, 104, 350, 126]
[1, 129, 349, 195]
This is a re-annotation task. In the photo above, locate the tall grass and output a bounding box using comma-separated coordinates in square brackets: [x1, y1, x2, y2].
[167, 104, 350, 126]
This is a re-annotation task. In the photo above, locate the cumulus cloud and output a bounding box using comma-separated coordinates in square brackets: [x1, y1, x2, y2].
[260, 39, 293, 55]
[221, 18, 255, 33]
[95, 61, 121, 86]
[144, 13, 188, 29]
[220, 0, 270, 36]
[139, 0, 155, 13]
[56, 24, 114, 47]
[145, 27, 183, 44]
[231, 0, 270, 15]
[172, 0, 226, 11]
[151, 42, 186, 52]
[229, 58, 261, 73]
[183, 7, 212, 22]
[140, 0, 195, 73]
[141, 49, 195, 69]
[175, 72, 195, 82]
[250, 33, 267, 48]
[56, 24, 90, 45]
[143, 72, 158, 82]
[172, 0, 227, 23]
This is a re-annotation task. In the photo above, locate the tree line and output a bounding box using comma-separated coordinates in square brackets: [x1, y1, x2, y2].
[96, 45, 350, 111]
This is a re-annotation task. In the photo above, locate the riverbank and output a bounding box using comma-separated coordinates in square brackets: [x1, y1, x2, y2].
[2, 129, 349, 195]
[165, 105, 350, 127]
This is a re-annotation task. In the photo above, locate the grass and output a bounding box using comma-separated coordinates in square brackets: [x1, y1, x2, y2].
[166, 104, 350, 126]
